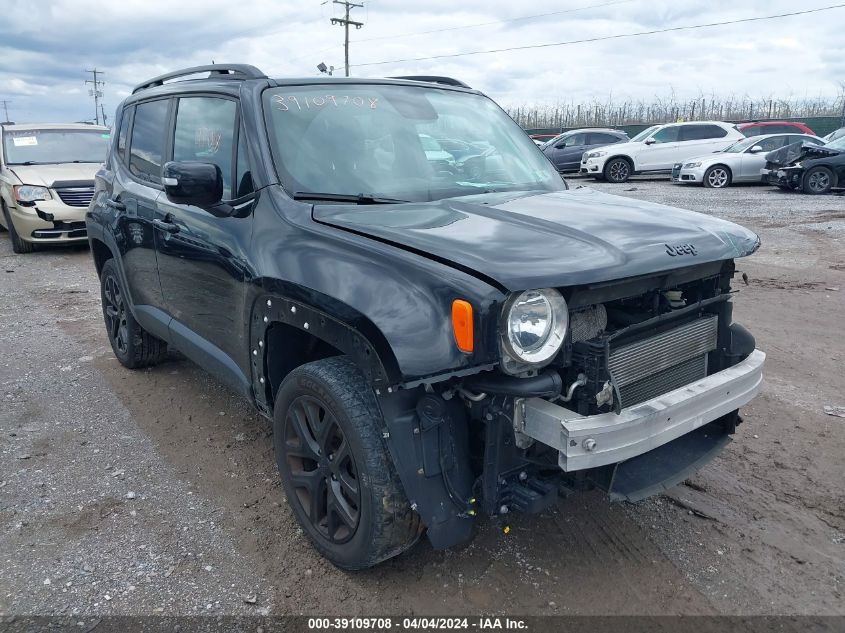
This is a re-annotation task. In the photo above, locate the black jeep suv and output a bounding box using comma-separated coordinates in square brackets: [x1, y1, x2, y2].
[87, 64, 765, 569]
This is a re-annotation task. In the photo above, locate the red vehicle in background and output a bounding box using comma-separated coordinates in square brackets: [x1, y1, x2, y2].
[738, 120, 815, 137]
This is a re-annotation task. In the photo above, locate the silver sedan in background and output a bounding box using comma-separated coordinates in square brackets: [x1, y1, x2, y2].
[671, 133, 825, 188]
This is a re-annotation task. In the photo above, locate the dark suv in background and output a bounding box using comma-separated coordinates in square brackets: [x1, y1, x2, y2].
[541, 128, 628, 173]
[87, 65, 765, 569]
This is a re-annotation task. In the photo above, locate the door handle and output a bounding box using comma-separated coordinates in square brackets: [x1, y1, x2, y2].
[152, 218, 180, 234]
[106, 197, 125, 211]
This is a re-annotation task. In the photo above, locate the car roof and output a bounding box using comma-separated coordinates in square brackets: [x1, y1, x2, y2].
[659, 120, 735, 127]
[738, 120, 806, 126]
[743, 132, 821, 140]
[1, 123, 109, 132]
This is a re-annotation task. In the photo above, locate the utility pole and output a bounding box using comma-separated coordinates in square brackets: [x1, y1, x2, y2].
[330, 0, 363, 77]
[0, 100, 10, 122]
[85, 68, 105, 125]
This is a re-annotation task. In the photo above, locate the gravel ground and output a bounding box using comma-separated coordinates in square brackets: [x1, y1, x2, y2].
[1, 176, 844, 617]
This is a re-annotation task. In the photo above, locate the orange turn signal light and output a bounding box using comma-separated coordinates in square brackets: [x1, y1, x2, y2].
[451, 299, 474, 353]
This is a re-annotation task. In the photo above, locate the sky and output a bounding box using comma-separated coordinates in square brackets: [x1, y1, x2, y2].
[0, 0, 842, 125]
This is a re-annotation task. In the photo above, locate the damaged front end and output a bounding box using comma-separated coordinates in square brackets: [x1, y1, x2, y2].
[378, 260, 764, 550]
[762, 141, 842, 189]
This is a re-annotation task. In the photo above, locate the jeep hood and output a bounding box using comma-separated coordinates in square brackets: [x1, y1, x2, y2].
[765, 141, 841, 167]
[313, 187, 760, 291]
[8, 163, 100, 187]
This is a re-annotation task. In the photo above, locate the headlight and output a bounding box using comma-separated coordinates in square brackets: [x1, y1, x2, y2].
[14, 185, 51, 202]
[501, 288, 568, 369]
[584, 150, 607, 160]
[684, 162, 702, 168]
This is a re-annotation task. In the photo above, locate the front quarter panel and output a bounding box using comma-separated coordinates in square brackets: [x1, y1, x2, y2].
[251, 191, 505, 386]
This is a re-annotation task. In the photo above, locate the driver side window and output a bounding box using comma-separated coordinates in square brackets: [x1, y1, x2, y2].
[173, 97, 237, 201]
[650, 126, 680, 144]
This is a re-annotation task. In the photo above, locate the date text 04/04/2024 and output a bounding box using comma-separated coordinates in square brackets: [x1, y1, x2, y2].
[307, 617, 529, 630]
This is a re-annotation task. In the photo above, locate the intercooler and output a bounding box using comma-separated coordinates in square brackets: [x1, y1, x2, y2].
[573, 314, 719, 411]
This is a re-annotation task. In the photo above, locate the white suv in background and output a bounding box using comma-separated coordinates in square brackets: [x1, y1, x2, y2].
[580, 121, 744, 183]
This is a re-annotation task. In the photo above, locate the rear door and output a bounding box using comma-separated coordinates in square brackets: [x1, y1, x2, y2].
[669, 124, 733, 167]
[153, 94, 256, 395]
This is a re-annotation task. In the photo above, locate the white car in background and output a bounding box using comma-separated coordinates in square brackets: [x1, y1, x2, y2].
[672, 133, 826, 188]
[580, 121, 744, 183]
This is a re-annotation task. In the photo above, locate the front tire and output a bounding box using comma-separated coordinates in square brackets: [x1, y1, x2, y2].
[274, 357, 422, 569]
[99, 259, 168, 368]
[802, 166, 834, 195]
[2, 202, 34, 253]
[603, 157, 632, 183]
[703, 165, 732, 189]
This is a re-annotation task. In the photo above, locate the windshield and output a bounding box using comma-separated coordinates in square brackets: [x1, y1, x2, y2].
[827, 136, 845, 151]
[263, 85, 565, 202]
[2, 128, 110, 165]
[629, 125, 660, 143]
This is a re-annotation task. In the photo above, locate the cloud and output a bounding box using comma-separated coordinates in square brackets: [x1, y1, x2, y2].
[0, 0, 842, 123]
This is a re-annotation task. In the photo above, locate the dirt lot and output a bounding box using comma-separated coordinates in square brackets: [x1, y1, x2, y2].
[1, 179, 843, 617]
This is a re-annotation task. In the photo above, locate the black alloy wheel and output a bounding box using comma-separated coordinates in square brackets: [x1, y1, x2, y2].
[103, 273, 129, 357]
[802, 166, 834, 195]
[604, 157, 631, 183]
[283, 394, 361, 543]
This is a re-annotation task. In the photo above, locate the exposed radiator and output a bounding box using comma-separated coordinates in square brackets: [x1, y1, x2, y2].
[609, 315, 718, 408]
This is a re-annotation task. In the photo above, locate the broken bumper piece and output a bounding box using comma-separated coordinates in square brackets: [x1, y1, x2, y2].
[519, 349, 765, 473]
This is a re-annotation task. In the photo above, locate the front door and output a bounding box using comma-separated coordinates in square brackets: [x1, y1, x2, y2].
[637, 125, 681, 171]
[153, 95, 255, 394]
[113, 99, 172, 312]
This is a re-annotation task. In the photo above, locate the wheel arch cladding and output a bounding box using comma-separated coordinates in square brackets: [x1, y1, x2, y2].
[90, 238, 113, 276]
[251, 291, 400, 413]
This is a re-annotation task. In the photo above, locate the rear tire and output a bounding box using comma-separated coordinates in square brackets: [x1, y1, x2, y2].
[603, 157, 632, 183]
[802, 166, 834, 195]
[99, 259, 168, 368]
[703, 165, 732, 189]
[2, 202, 34, 253]
[274, 357, 422, 569]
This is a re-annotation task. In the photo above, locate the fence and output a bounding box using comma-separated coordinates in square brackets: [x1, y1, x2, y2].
[511, 95, 845, 137]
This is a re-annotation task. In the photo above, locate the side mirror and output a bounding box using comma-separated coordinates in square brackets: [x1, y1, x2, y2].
[749, 145, 764, 153]
[555, 142, 567, 149]
[644, 138, 656, 145]
[162, 161, 223, 209]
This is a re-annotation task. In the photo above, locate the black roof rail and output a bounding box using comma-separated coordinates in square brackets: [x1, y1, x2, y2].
[132, 64, 267, 94]
[390, 75, 471, 89]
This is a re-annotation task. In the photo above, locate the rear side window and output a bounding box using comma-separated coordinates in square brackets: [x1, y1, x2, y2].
[793, 135, 823, 146]
[588, 132, 621, 145]
[116, 107, 132, 164]
[129, 99, 169, 184]
[173, 97, 237, 200]
[742, 125, 762, 137]
[769, 124, 801, 134]
[681, 125, 728, 141]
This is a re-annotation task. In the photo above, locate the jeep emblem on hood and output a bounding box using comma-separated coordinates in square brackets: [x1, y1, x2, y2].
[666, 243, 698, 257]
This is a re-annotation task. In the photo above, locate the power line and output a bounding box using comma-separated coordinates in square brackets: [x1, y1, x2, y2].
[351, 0, 635, 44]
[84, 68, 105, 125]
[291, 0, 633, 68]
[331, 1, 364, 77]
[0, 100, 10, 122]
[349, 3, 845, 69]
